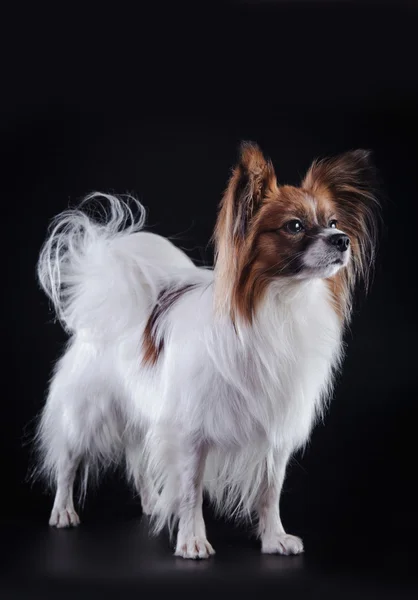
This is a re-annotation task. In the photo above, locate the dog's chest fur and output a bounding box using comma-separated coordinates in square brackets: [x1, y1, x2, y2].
[201, 279, 343, 451]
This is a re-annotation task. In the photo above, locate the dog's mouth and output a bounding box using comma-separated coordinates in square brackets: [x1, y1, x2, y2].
[295, 253, 349, 280]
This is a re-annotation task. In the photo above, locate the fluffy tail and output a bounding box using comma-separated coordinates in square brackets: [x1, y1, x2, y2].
[37, 193, 194, 337]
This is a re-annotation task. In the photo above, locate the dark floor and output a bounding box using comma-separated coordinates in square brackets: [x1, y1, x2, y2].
[1, 507, 417, 599]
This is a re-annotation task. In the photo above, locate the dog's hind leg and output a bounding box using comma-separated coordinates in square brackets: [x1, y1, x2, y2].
[38, 341, 123, 528]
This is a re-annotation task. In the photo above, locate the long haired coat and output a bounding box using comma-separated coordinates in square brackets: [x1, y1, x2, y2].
[36, 143, 379, 558]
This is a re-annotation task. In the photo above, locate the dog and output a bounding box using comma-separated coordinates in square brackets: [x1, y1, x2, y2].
[35, 142, 380, 558]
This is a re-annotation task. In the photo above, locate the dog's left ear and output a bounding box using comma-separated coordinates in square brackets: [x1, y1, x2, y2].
[302, 149, 377, 205]
[302, 149, 381, 285]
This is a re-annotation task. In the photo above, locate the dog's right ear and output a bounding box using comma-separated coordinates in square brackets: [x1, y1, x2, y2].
[223, 141, 278, 241]
[213, 142, 278, 317]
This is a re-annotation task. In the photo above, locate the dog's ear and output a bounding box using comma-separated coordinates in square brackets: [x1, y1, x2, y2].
[213, 142, 278, 317]
[302, 149, 381, 287]
[224, 141, 278, 240]
[302, 149, 376, 205]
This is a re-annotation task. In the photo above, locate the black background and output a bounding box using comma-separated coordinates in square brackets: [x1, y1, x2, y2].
[2, 1, 418, 598]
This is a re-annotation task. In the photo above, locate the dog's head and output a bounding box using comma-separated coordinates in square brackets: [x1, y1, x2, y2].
[214, 142, 380, 322]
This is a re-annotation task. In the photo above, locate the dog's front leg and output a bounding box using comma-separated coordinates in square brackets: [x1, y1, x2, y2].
[257, 448, 304, 555]
[174, 439, 215, 559]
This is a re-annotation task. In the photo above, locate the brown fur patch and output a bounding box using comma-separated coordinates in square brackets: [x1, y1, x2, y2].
[142, 284, 197, 366]
[213, 142, 279, 322]
[325, 273, 347, 322]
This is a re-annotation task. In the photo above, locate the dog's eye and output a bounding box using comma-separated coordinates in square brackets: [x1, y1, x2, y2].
[285, 219, 304, 234]
[329, 219, 338, 229]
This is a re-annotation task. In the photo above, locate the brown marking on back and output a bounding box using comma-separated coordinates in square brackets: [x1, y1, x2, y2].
[142, 283, 197, 366]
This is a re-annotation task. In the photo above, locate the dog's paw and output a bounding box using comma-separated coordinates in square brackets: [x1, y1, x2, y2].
[49, 508, 80, 528]
[174, 536, 216, 559]
[261, 533, 304, 555]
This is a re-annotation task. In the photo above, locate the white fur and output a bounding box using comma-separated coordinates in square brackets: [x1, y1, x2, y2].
[36, 194, 343, 558]
[302, 227, 351, 279]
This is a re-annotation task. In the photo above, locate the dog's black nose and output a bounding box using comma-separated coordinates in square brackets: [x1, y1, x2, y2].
[329, 233, 350, 252]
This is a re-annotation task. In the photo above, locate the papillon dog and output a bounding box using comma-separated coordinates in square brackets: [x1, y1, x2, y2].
[36, 142, 379, 559]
